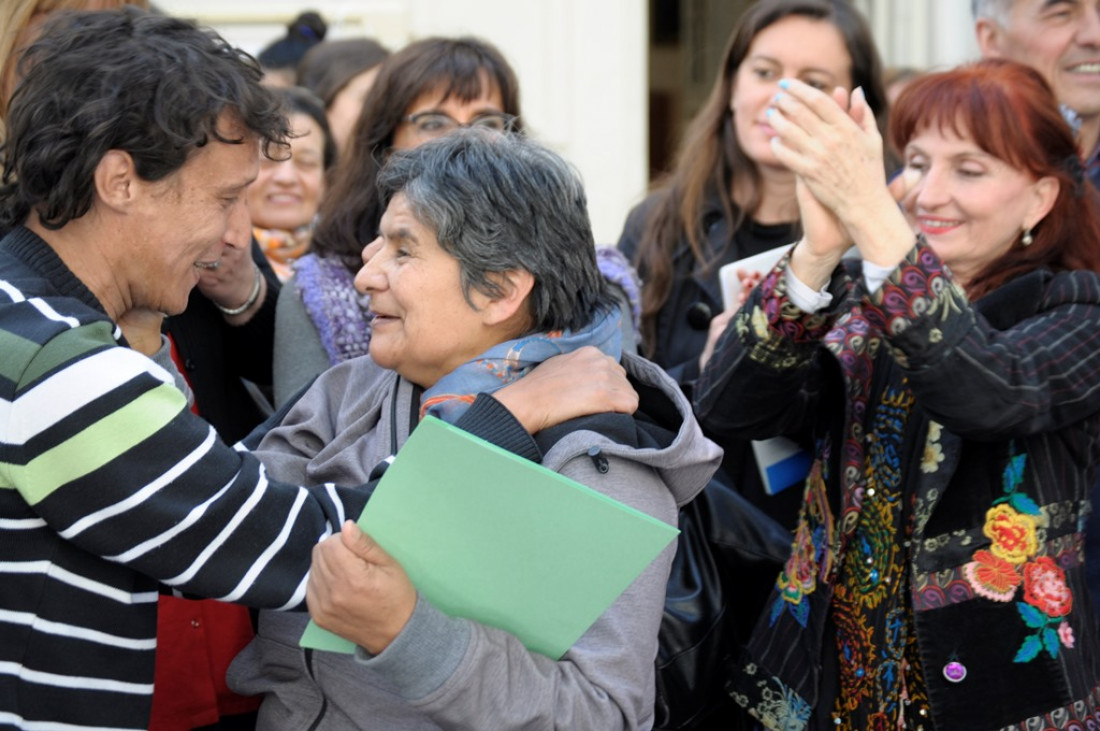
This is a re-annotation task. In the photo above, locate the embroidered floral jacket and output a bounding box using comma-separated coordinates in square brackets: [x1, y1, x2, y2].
[694, 239, 1100, 731]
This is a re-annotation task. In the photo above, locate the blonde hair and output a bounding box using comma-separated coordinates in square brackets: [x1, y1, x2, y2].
[1, 0, 150, 140]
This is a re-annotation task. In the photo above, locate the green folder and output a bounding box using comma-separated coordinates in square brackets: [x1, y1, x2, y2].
[300, 415, 678, 659]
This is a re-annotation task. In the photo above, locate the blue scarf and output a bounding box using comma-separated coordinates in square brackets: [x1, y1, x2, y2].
[421, 306, 622, 423]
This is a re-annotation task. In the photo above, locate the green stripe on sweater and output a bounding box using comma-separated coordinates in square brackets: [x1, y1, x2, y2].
[12, 381, 187, 505]
[0, 329, 41, 383]
[22, 321, 116, 387]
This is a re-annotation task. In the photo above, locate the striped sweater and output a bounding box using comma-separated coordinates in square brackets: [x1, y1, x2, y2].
[0, 226, 391, 730]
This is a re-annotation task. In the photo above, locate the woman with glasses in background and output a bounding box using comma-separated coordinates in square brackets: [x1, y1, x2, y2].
[274, 36, 640, 405]
[272, 37, 523, 405]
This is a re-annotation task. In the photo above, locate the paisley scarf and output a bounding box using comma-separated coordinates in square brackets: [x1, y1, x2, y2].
[254, 225, 311, 281]
[421, 306, 622, 424]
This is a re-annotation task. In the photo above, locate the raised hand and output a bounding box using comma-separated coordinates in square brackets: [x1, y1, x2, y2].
[197, 241, 266, 321]
[767, 82, 885, 220]
[769, 79, 914, 269]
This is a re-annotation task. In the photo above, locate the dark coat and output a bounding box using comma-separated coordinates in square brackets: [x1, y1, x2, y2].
[617, 192, 803, 528]
[164, 240, 280, 444]
[696, 240, 1100, 730]
[617, 194, 735, 387]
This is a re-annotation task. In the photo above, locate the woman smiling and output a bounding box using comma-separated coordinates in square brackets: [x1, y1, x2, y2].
[228, 130, 721, 730]
[249, 86, 336, 281]
[697, 60, 1100, 729]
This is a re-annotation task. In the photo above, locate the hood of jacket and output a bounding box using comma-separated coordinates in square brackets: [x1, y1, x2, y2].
[534, 352, 722, 508]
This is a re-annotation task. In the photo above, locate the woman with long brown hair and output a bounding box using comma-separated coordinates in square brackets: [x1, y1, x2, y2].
[618, 0, 888, 527]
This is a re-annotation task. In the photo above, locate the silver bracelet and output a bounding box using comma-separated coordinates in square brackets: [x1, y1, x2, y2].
[215, 266, 263, 316]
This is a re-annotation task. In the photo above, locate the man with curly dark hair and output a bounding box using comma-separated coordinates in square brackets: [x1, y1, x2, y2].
[0, 8, 637, 729]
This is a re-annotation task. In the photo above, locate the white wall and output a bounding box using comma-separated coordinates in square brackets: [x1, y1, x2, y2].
[156, 0, 647, 246]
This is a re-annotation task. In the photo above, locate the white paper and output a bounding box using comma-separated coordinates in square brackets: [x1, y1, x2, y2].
[718, 244, 796, 311]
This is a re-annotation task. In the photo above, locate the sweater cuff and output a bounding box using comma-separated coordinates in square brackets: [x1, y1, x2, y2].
[353, 595, 471, 700]
[455, 393, 543, 463]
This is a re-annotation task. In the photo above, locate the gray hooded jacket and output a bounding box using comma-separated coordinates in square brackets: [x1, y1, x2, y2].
[228, 352, 721, 730]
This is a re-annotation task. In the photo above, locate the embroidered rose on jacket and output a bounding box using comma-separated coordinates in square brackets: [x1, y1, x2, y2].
[984, 504, 1039, 565]
[960, 449, 1076, 663]
[963, 549, 1021, 602]
[1023, 556, 1072, 618]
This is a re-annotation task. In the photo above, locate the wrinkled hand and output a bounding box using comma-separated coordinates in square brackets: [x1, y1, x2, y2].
[117, 307, 166, 356]
[307, 521, 417, 655]
[772, 80, 916, 269]
[768, 81, 888, 231]
[196, 241, 263, 316]
[493, 346, 639, 434]
[698, 308, 736, 372]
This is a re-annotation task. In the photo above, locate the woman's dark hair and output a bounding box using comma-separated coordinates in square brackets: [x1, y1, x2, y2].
[0, 7, 289, 231]
[311, 36, 523, 273]
[257, 11, 326, 72]
[890, 59, 1100, 298]
[632, 0, 887, 355]
[297, 37, 390, 109]
[276, 86, 337, 171]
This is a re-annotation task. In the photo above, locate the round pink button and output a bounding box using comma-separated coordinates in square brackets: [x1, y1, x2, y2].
[943, 661, 967, 683]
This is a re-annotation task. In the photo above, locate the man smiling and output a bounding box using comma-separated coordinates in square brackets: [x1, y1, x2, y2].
[0, 8, 635, 730]
[974, 0, 1100, 185]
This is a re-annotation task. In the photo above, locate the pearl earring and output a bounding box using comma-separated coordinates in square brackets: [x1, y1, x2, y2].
[1021, 228, 1034, 247]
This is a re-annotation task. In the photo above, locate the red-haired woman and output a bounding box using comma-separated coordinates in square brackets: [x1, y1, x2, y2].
[697, 59, 1100, 729]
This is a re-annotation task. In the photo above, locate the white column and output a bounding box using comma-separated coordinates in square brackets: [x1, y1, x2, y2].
[857, 0, 978, 70]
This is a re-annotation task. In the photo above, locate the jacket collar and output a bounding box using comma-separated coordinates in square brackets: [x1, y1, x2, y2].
[1, 225, 108, 317]
[974, 269, 1049, 330]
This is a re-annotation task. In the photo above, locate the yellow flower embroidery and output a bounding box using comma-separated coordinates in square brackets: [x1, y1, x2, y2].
[921, 421, 945, 473]
[750, 305, 770, 339]
[984, 504, 1039, 565]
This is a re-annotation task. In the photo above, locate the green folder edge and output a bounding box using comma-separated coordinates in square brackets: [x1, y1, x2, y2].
[300, 415, 679, 659]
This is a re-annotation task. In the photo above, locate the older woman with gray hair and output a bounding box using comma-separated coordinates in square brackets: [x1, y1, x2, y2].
[227, 129, 721, 730]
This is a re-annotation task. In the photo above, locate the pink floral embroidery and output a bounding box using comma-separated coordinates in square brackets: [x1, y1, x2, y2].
[963, 550, 1021, 602]
[1023, 557, 1073, 618]
[1059, 621, 1075, 649]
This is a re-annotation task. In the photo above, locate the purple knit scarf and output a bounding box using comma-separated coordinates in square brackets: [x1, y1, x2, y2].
[294, 253, 373, 366]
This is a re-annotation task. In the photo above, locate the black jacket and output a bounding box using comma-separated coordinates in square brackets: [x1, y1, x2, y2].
[617, 192, 802, 528]
[165, 240, 280, 444]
